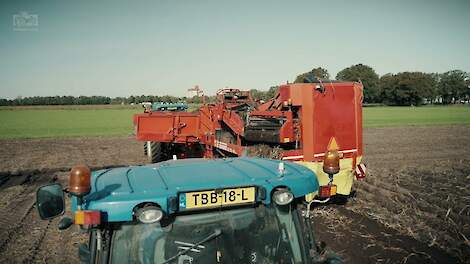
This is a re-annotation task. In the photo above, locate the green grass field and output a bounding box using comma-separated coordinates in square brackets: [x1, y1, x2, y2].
[0, 105, 469, 139]
[0, 108, 141, 139]
[363, 106, 470, 127]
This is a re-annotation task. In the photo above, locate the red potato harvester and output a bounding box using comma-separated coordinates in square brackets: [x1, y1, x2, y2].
[133, 81, 367, 201]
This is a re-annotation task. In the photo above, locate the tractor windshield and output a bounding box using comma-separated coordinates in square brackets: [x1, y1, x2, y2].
[111, 204, 309, 264]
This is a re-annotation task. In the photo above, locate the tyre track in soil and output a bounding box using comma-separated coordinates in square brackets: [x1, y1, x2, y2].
[1, 127, 468, 263]
[0, 136, 147, 263]
[31, 170, 88, 264]
[0, 170, 60, 263]
[33, 198, 86, 264]
[367, 127, 470, 262]
[0, 167, 123, 263]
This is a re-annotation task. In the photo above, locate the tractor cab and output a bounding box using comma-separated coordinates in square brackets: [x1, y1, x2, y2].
[36, 158, 341, 264]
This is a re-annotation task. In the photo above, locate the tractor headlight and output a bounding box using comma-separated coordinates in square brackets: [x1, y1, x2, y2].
[135, 206, 163, 224]
[273, 189, 294, 205]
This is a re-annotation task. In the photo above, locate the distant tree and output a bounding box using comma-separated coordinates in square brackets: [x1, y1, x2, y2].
[294, 67, 330, 83]
[249, 89, 264, 101]
[205, 95, 217, 103]
[159, 95, 179, 103]
[0, 98, 9, 106]
[379, 72, 436, 106]
[438, 70, 469, 104]
[187, 95, 204, 104]
[378, 73, 398, 105]
[128, 95, 136, 104]
[0, 95, 110, 105]
[466, 77, 470, 101]
[428, 73, 440, 103]
[248, 86, 280, 102]
[111, 97, 127, 104]
[266, 86, 279, 99]
[336, 64, 380, 103]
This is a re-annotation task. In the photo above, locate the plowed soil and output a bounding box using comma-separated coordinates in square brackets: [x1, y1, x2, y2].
[0, 126, 469, 263]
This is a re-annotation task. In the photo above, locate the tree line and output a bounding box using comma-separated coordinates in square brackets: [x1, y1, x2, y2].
[0, 95, 190, 106]
[293, 65, 470, 105]
[1, 64, 468, 106]
[0, 93, 225, 106]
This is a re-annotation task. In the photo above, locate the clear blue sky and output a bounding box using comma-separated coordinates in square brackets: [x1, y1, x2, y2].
[0, 0, 469, 99]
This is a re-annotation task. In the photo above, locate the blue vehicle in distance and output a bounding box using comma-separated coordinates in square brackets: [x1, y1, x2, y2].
[141, 102, 188, 113]
[36, 157, 341, 264]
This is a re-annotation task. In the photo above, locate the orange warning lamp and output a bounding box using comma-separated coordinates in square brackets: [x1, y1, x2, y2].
[323, 150, 340, 175]
[323, 137, 341, 175]
[69, 165, 91, 196]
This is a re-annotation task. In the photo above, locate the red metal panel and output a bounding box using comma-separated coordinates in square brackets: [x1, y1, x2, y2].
[288, 84, 307, 106]
[250, 110, 286, 118]
[298, 84, 315, 161]
[257, 99, 274, 111]
[134, 112, 200, 142]
[311, 82, 362, 161]
[277, 82, 363, 162]
[354, 82, 364, 156]
[279, 119, 294, 142]
[178, 115, 201, 138]
[279, 85, 290, 102]
[222, 110, 245, 135]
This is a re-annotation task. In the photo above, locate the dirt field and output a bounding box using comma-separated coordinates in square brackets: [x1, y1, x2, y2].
[0, 126, 469, 263]
[314, 125, 470, 263]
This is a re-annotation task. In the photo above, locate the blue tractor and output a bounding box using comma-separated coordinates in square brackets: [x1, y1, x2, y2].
[36, 158, 341, 264]
[142, 102, 188, 113]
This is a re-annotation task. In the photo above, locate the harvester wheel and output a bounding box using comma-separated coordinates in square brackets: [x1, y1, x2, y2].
[148, 141, 164, 163]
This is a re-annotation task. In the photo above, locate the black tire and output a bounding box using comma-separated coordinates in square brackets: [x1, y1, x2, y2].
[148, 141, 164, 163]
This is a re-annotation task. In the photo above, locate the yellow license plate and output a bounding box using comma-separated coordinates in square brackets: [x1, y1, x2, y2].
[179, 187, 256, 210]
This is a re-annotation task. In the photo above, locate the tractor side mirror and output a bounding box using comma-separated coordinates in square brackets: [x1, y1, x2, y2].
[36, 183, 65, 220]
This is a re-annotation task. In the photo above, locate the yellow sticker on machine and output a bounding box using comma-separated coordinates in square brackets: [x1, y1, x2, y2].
[330, 185, 337, 196]
[180, 187, 256, 210]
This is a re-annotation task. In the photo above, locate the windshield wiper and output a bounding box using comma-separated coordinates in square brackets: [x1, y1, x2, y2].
[162, 229, 222, 264]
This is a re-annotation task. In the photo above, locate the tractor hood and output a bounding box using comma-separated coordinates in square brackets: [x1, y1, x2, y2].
[72, 157, 319, 222]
